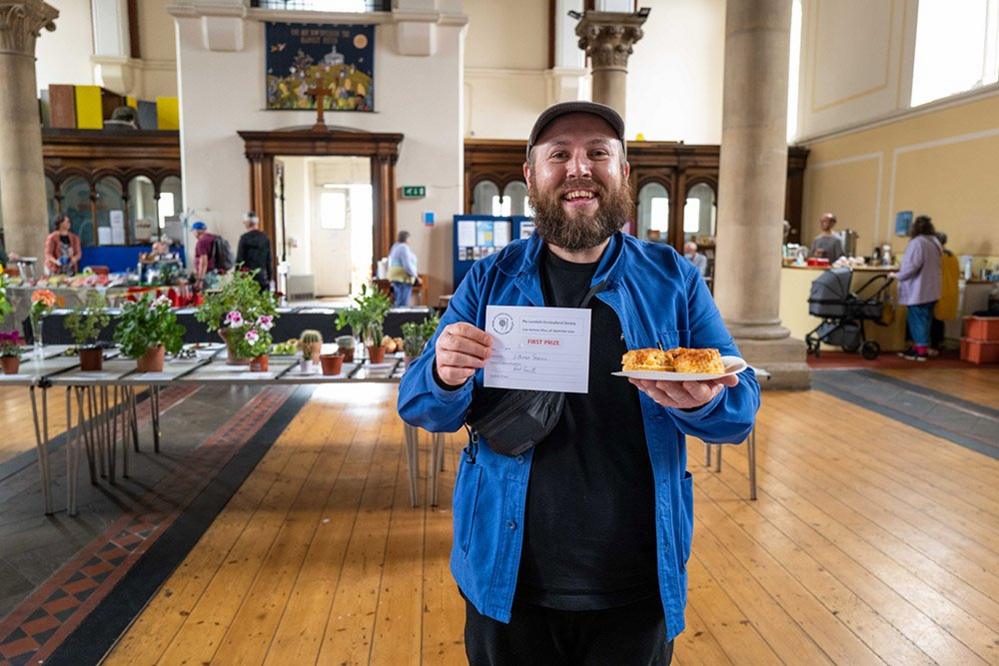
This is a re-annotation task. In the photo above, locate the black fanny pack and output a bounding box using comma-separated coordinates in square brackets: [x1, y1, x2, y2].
[463, 280, 606, 458]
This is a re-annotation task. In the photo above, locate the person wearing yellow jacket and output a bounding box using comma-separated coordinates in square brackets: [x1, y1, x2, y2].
[931, 232, 960, 353]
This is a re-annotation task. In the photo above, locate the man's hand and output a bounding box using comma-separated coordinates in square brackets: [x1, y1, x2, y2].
[629, 375, 739, 410]
[434, 322, 493, 388]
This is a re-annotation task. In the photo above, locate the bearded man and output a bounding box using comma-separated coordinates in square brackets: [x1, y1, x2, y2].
[399, 102, 760, 665]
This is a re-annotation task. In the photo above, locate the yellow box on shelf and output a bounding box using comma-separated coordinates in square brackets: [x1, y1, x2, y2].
[156, 97, 179, 130]
[74, 85, 103, 129]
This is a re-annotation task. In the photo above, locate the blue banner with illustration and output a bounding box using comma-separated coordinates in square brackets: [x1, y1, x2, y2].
[265, 23, 374, 112]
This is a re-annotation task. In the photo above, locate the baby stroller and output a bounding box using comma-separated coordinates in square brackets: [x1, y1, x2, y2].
[805, 267, 894, 359]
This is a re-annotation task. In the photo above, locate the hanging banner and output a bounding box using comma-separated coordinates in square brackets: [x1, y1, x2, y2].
[265, 23, 374, 112]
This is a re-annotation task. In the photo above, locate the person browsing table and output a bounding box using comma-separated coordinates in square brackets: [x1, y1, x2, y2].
[398, 101, 760, 665]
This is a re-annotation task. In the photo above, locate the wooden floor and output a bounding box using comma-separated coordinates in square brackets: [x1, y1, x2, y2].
[29, 369, 999, 664]
[0, 386, 70, 467]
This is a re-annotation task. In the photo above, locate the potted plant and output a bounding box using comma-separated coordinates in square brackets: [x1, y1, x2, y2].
[28, 289, 56, 355]
[336, 284, 392, 364]
[0, 264, 12, 322]
[64, 291, 111, 371]
[335, 335, 355, 363]
[299, 329, 323, 364]
[229, 313, 275, 372]
[114, 294, 186, 372]
[401, 313, 440, 367]
[0, 331, 24, 375]
[194, 270, 277, 364]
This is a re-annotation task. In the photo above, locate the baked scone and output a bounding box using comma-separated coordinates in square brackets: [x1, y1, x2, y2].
[671, 348, 726, 374]
[621, 348, 674, 372]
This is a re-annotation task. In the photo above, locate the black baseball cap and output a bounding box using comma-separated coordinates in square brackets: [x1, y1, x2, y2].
[526, 101, 627, 160]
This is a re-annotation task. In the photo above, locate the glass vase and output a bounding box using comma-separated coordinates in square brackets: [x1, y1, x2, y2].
[29, 313, 43, 358]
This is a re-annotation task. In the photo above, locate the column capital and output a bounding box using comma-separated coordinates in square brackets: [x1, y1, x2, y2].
[575, 10, 647, 70]
[0, 1, 58, 58]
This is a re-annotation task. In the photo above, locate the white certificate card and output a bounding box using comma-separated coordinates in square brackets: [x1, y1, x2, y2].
[483, 305, 591, 394]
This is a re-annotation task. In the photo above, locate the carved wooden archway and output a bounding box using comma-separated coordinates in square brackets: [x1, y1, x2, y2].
[237, 129, 403, 276]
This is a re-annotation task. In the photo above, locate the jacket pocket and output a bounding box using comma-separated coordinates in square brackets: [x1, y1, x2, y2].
[661, 329, 692, 348]
[680, 470, 694, 568]
[454, 460, 483, 557]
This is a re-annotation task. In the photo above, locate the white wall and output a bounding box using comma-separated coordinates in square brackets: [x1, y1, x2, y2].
[794, 0, 918, 141]
[174, 17, 465, 298]
[627, 0, 726, 143]
[136, 0, 179, 98]
[35, 0, 95, 93]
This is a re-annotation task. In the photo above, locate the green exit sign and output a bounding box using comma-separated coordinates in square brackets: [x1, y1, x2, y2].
[401, 185, 426, 199]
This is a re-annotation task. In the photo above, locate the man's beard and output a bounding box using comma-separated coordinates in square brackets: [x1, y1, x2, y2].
[528, 173, 633, 251]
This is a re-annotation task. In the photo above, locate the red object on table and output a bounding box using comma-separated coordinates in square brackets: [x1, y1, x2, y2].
[806, 257, 831, 267]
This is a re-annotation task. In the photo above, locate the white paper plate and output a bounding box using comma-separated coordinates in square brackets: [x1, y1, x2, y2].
[612, 356, 748, 382]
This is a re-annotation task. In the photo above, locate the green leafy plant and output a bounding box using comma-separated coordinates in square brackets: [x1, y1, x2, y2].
[113, 294, 186, 358]
[195, 269, 276, 333]
[401, 313, 440, 358]
[336, 284, 392, 347]
[64, 291, 111, 348]
[0, 267, 11, 320]
[229, 316, 274, 359]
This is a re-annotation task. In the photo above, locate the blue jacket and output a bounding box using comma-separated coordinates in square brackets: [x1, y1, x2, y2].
[398, 232, 760, 640]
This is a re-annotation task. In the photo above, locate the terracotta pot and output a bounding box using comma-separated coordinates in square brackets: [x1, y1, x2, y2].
[137, 345, 165, 373]
[339, 347, 354, 363]
[79, 347, 103, 372]
[250, 355, 269, 372]
[1, 355, 20, 375]
[367, 345, 386, 364]
[219, 328, 251, 366]
[320, 353, 344, 376]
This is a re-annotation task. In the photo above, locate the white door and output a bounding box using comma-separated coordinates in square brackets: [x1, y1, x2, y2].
[311, 186, 352, 296]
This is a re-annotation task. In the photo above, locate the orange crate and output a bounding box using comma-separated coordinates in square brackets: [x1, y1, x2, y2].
[960, 337, 999, 364]
[963, 316, 999, 341]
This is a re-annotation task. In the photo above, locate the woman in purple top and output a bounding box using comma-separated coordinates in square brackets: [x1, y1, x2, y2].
[892, 215, 942, 361]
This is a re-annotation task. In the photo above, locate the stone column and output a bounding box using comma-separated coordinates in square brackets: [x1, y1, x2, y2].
[0, 1, 58, 259]
[574, 9, 648, 118]
[714, 0, 809, 389]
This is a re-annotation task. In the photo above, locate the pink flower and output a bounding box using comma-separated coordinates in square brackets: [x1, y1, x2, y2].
[256, 315, 274, 331]
[244, 329, 259, 344]
[225, 310, 244, 326]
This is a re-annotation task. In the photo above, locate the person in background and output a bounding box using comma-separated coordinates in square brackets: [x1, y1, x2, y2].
[44, 214, 82, 275]
[683, 241, 708, 277]
[387, 230, 419, 307]
[810, 212, 844, 261]
[0, 239, 17, 266]
[236, 211, 272, 291]
[891, 215, 942, 361]
[930, 231, 959, 355]
[191, 221, 217, 288]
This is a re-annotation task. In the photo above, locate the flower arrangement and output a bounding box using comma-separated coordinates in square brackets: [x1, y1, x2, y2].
[0, 330, 24, 357]
[113, 294, 186, 372]
[0, 265, 12, 320]
[28, 289, 56, 350]
[224, 311, 275, 370]
[195, 270, 277, 363]
[0, 330, 25, 374]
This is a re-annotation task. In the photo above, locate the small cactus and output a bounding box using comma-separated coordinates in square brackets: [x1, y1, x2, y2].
[299, 329, 323, 360]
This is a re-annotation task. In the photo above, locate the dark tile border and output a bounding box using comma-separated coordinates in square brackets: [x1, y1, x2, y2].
[812, 371, 999, 460]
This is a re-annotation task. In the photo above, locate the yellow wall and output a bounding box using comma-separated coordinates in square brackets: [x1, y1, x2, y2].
[801, 92, 999, 261]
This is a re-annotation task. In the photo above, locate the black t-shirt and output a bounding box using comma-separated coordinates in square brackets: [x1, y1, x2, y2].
[516, 246, 659, 610]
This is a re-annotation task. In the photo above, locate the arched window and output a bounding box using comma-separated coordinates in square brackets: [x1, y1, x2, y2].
[683, 182, 716, 243]
[159, 175, 183, 237]
[472, 180, 500, 215]
[59, 177, 95, 246]
[127, 176, 156, 243]
[637, 182, 669, 243]
[95, 177, 125, 244]
[503, 181, 530, 217]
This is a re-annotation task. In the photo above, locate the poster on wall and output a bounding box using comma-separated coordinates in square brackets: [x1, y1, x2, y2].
[265, 23, 374, 112]
[894, 210, 913, 236]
